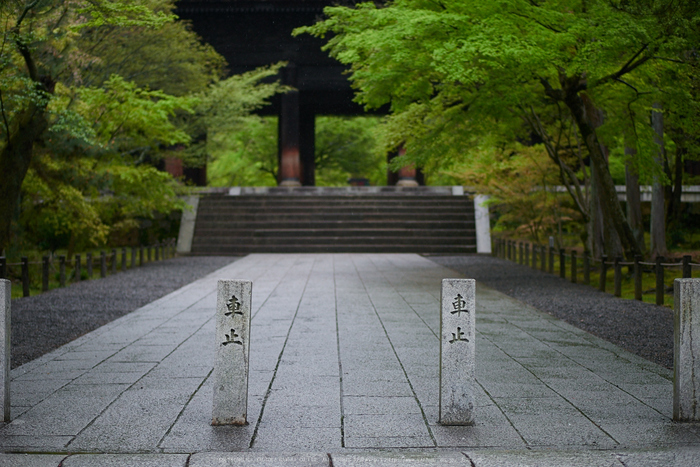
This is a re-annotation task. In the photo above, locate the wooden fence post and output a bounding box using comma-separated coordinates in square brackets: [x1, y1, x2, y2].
[683, 255, 692, 279]
[121, 248, 127, 271]
[525, 243, 530, 266]
[599, 255, 608, 293]
[59, 255, 66, 287]
[614, 256, 622, 297]
[42, 256, 50, 292]
[634, 255, 643, 301]
[656, 256, 665, 306]
[111, 249, 117, 274]
[559, 249, 566, 279]
[100, 251, 107, 278]
[75, 254, 81, 282]
[583, 252, 590, 285]
[571, 251, 577, 284]
[139, 246, 144, 266]
[518, 242, 523, 264]
[548, 247, 554, 274]
[540, 245, 546, 272]
[0, 257, 5, 279]
[131, 247, 136, 268]
[21, 257, 29, 297]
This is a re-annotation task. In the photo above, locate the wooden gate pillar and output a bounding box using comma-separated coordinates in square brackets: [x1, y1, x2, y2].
[278, 65, 302, 187]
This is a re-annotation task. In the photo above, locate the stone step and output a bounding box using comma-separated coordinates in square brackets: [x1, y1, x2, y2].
[190, 243, 477, 254]
[195, 212, 472, 223]
[190, 192, 478, 254]
[192, 235, 476, 246]
[202, 196, 473, 207]
[197, 207, 473, 216]
[194, 220, 474, 231]
[194, 228, 475, 238]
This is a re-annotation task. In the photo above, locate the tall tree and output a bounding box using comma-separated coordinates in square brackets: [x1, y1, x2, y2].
[650, 102, 668, 257]
[297, 0, 700, 258]
[0, 0, 174, 252]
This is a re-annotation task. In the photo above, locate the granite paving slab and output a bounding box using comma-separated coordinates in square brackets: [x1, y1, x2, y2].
[1, 253, 699, 463]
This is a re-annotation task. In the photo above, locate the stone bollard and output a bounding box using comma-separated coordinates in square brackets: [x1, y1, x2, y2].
[439, 279, 475, 425]
[1, 279, 10, 422]
[674, 279, 700, 421]
[212, 280, 252, 426]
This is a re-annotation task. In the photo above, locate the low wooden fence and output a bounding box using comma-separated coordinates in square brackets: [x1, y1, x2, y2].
[0, 239, 177, 298]
[493, 238, 699, 306]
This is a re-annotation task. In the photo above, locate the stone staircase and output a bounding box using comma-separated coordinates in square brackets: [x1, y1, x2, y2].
[189, 188, 477, 255]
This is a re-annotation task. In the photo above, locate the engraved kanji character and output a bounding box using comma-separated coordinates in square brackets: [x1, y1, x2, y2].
[449, 327, 469, 344]
[225, 295, 243, 317]
[451, 294, 468, 316]
[222, 328, 243, 346]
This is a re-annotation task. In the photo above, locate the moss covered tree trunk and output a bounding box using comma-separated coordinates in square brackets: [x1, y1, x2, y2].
[560, 86, 642, 259]
[0, 104, 49, 252]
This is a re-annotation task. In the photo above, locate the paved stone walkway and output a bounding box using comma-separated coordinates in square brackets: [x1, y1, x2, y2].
[1, 254, 699, 466]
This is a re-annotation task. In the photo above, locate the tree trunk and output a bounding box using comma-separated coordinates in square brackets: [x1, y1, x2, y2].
[564, 92, 642, 259]
[588, 167, 605, 258]
[0, 106, 48, 252]
[650, 102, 667, 258]
[666, 144, 686, 231]
[623, 126, 646, 254]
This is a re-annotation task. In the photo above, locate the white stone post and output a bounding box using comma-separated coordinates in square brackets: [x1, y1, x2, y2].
[176, 195, 199, 254]
[1, 279, 10, 422]
[674, 278, 700, 421]
[439, 278, 475, 425]
[212, 280, 252, 426]
[474, 195, 492, 254]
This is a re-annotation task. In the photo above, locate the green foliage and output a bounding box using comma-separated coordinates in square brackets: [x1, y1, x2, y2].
[0, 0, 218, 253]
[197, 64, 289, 186]
[315, 116, 386, 186]
[296, 0, 700, 254]
[207, 115, 388, 187]
[72, 75, 195, 150]
[75, 0, 225, 95]
[207, 116, 279, 187]
[20, 164, 109, 252]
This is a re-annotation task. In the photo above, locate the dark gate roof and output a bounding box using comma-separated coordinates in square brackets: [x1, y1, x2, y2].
[176, 0, 372, 115]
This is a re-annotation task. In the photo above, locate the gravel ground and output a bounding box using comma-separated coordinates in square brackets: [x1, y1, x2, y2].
[9, 254, 673, 371]
[10, 256, 238, 369]
[427, 255, 674, 369]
